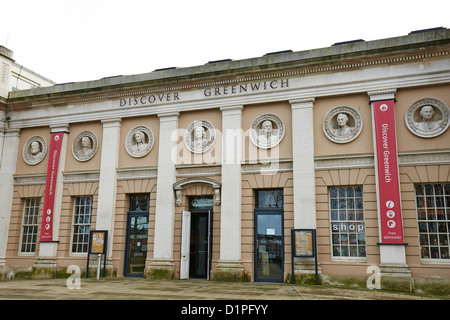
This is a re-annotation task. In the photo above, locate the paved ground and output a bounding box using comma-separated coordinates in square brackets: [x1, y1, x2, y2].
[0, 277, 444, 300]
[1, 278, 444, 318]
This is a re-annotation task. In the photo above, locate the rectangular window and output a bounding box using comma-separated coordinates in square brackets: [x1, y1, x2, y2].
[20, 198, 41, 253]
[329, 186, 366, 258]
[71, 196, 93, 253]
[415, 184, 450, 260]
[256, 189, 283, 208]
[129, 194, 150, 211]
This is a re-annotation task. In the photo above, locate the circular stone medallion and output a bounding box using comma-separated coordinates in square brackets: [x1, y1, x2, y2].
[405, 98, 450, 138]
[72, 131, 98, 162]
[184, 120, 216, 154]
[23, 136, 47, 165]
[125, 126, 154, 158]
[249, 114, 285, 149]
[323, 106, 363, 144]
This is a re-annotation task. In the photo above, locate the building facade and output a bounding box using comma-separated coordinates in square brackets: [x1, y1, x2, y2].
[1, 28, 450, 292]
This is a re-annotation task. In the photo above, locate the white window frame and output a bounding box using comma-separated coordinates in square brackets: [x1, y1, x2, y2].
[69, 196, 93, 256]
[18, 198, 41, 255]
[329, 186, 367, 262]
[415, 183, 450, 264]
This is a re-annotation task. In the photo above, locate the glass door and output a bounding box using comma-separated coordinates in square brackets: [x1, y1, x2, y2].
[255, 211, 284, 282]
[188, 196, 213, 280]
[124, 212, 149, 277]
[189, 212, 209, 278]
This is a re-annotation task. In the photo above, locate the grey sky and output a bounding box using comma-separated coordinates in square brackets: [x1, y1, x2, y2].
[1, 0, 448, 84]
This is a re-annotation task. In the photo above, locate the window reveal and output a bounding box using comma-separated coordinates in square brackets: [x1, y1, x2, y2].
[329, 186, 366, 258]
[415, 184, 450, 260]
[71, 196, 93, 253]
[20, 198, 41, 253]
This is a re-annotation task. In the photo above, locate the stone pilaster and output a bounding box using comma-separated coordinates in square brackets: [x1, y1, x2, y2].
[34, 124, 69, 277]
[368, 89, 411, 291]
[214, 105, 245, 281]
[95, 118, 121, 272]
[148, 112, 179, 279]
[289, 98, 320, 282]
[0, 128, 20, 267]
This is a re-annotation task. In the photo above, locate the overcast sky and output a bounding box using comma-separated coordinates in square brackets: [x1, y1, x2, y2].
[1, 0, 448, 84]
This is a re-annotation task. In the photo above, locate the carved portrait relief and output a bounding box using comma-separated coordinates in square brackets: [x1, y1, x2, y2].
[23, 136, 47, 165]
[249, 113, 285, 149]
[184, 120, 216, 154]
[125, 126, 154, 157]
[323, 106, 363, 143]
[72, 131, 98, 162]
[405, 98, 450, 138]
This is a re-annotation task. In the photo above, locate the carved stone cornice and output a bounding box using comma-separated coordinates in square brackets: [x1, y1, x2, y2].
[6, 37, 450, 111]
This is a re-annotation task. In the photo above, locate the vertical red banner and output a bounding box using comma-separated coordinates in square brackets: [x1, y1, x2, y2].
[372, 100, 404, 244]
[40, 132, 64, 242]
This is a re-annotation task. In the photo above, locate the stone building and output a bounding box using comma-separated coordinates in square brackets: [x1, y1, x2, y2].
[0, 28, 449, 292]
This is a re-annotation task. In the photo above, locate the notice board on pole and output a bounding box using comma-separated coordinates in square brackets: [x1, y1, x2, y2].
[292, 229, 316, 257]
[291, 229, 318, 284]
[89, 230, 107, 254]
[86, 230, 108, 278]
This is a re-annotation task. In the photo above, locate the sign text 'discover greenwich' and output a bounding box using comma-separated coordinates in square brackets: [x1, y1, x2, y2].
[372, 100, 404, 244]
[40, 132, 64, 242]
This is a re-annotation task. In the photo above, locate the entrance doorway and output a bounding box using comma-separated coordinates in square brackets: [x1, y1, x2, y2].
[254, 189, 284, 282]
[189, 211, 210, 278]
[124, 194, 149, 277]
[124, 212, 149, 277]
[180, 196, 213, 280]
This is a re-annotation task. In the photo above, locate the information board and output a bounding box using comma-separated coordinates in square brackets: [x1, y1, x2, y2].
[86, 230, 108, 278]
[90, 231, 107, 254]
[292, 229, 315, 257]
[291, 229, 318, 285]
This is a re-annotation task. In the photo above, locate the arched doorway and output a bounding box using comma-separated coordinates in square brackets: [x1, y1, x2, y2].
[173, 177, 221, 280]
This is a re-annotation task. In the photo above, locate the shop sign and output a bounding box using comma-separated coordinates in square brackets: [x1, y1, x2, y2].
[190, 197, 214, 209]
[372, 99, 404, 244]
[39, 132, 64, 242]
[331, 222, 365, 233]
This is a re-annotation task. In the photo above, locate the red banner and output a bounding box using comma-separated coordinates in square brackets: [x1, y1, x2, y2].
[40, 132, 64, 242]
[372, 100, 404, 244]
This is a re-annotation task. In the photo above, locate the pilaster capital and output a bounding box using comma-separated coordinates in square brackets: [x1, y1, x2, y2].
[50, 123, 70, 133]
[220, 105, 243, 113]
[4, 127, 21, 137]
[101, 118, 122, 128]
[368, 89, 397, 102]
[158, 111, 179, 123]
[290, 98, 315, 110]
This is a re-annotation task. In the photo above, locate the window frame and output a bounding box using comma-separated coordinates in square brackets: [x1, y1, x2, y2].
[69, 196, 93, 256]
[18, 198, 41, 255]
[129, 193, 150, 212]
[255, 189, 284, 210]
[415, 183, 450, 264]
[328, 186, 367, 262]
